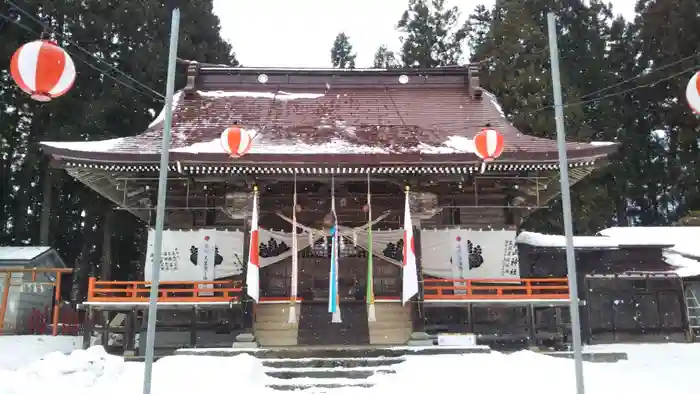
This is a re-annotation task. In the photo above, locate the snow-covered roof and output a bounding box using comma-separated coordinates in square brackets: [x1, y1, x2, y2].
[520, 227, 700, 278]
[39, 67, 618, 166]
[515, 231, 618, 248]
[663, 251, 700, 278]
[598, 226, 697, 249]
[0, 246, 51, 262]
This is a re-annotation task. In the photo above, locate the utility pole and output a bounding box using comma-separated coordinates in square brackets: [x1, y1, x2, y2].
[547, 11, 586, 394]
[142, 3, 180, 394]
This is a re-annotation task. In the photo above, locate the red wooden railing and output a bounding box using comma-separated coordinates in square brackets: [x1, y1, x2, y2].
[422, 278, 570, 300]
[87, 277, 243, 303]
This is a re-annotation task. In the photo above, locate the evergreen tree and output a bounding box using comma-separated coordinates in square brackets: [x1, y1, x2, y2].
[463, 0, 673, 233]
[0, 0, 236, 300]
[632, 0, 700, 222]
[396, 0, 466, 67]
[373, 45, 399, 68]
[330, 32, 357, 69]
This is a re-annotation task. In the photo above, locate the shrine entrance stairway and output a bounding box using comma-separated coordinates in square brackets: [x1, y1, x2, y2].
[297, 300, 370, 346]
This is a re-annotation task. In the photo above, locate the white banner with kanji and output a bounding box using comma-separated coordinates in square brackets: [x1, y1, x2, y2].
[420, 229, 520, 279]
[144, 229, 245, 282]
[143, 228, 322, 282]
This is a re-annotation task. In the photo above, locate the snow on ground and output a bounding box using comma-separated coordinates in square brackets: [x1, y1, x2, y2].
[2, 336, 700, 394]
[0, 335, 82, 370]
[0, 346, 272, 394]
[369, 343, 700, 394]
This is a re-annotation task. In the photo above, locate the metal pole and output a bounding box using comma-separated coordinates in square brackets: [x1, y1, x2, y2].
[547, 12, 585, 394]
[142, 7, 180, 394]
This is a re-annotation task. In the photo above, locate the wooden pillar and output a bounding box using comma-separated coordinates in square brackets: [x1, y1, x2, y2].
[82, 307, 93, 349]
[100, 209, 113, 336]
[39, 165, 53, 246]
[527, 304, 536, 347]
[577, 272, 589, 344]
[467, 304, 474, 333]
[124, 310, 136, 354]
[412, 223, 425, 332]
[101, 209, 113, 281]
[137, 310, 148, 356]
[189, 306, 198, 348]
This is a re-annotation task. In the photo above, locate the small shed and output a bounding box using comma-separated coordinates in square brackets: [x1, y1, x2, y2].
[517, 228, 700, 343]
[0, 247, 67, 333]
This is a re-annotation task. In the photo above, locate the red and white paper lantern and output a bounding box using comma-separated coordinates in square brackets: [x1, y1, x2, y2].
[10, 40, 76, 102]
[220, 126, 253, 158]
[685, 71, 700, 114]
[473, 128, 504, 161]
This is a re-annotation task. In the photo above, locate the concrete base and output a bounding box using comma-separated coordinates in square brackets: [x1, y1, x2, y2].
[407, 339, 435, 346]
[407, 331, 436, 346]
[232, 333, 259, 348]
[232, 342, 259, 349]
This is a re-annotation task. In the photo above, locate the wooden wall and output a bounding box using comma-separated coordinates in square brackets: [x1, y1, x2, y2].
[517, 245, 671, 277]
[518, 244, 687, 343]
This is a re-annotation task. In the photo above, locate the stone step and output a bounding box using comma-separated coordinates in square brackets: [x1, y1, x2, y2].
[297, 302, 369, 346]
[370, 328, 412, 345]
[257, 348, 406, 359]
[254, 321, 298, 331]
[255, 330, 298, 347]
[255, 309, 297, 323]
[262, 356, 405, 369]
[266, 382, 374, 391]
[368, 320, 412, 328]
[265, 368, 395, 379]
[174, 345, 491, 358]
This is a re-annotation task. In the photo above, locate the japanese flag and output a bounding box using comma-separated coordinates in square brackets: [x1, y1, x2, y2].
[402, 191, 419, 304]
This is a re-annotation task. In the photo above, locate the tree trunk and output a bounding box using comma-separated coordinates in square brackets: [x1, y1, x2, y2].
[39, 164, 54, 246]
[101, 208, 113, 280]
[70, 208, 99, 304]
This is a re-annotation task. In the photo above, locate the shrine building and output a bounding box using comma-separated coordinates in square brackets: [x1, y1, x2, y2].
[39, 63, 674, 352]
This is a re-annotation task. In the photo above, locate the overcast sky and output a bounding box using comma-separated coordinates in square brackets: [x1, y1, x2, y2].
[212, 0, 636, 68]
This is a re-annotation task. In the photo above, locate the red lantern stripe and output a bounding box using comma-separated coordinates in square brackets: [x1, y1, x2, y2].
[35, 42, 65, 95]
[229, 128, 250, 155]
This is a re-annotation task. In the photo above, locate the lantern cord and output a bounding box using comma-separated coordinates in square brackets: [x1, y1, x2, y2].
[6, 1, 165, 101]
